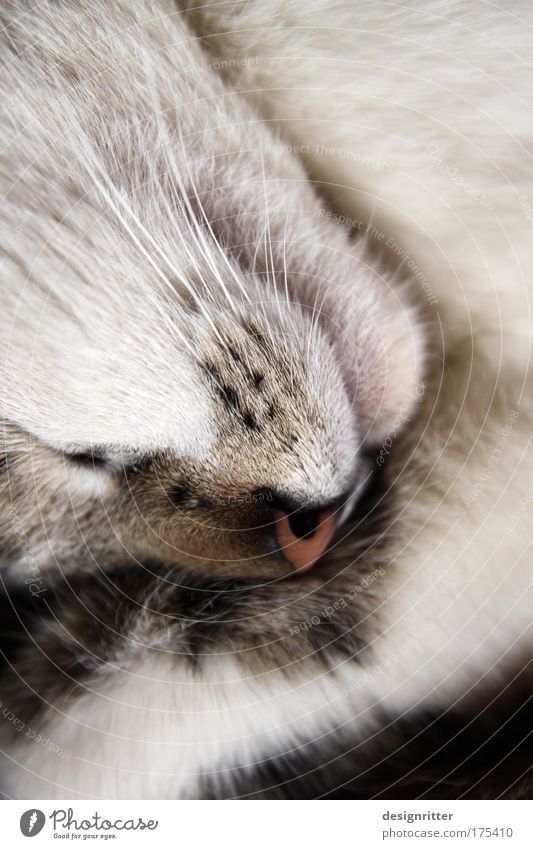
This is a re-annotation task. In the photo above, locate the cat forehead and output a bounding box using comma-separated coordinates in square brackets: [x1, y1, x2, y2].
[1, 303, 213, 458]
[193, 309, 352, 428]
[3, 350, 215, 461]
[191, 315, 360, 497]
[2, 296, 350, 467]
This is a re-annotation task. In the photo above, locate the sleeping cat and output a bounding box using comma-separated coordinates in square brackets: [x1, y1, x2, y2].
[0, 0, 421, 582]
[1, 0, 532, 799]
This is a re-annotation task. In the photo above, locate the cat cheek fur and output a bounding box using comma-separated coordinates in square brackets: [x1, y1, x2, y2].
[328, 274, 425, 448]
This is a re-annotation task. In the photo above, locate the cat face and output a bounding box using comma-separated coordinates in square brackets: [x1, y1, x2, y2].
[1, 295, 361, 579]
[1, 252, 422, 581]
[0, 186, 425, 583]
[0, 0, 424, 581]
[0, 146, 426, 578]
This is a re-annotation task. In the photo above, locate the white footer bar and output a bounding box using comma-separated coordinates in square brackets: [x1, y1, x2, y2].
[2, 799, 532, 848]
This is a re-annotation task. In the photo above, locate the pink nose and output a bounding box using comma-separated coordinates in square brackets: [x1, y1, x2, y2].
[273, 507, 337, 573]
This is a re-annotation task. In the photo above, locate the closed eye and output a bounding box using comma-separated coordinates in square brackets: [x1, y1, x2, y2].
[62, 448, 155, 476]
[62, 449, 110, 469]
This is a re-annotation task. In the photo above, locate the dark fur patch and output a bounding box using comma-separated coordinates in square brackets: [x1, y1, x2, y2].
[202, 361, 222, 381]
[218, 384, 239, 411]
[242, 320, 269, 353]
[169, 483, 191, 506]
[251, 372, 264, 390]
[226, 344, 242, 364]
[201, 362, 262, 432]
[62, 449, 109, 467]
[200, 666, 533, 799]
[241, 410, 260, 431]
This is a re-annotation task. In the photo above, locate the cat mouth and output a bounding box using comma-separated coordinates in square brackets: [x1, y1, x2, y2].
[273, 506, 337, 573]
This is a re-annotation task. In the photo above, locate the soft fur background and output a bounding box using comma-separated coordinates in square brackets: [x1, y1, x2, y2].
[1, 0, 532, 798]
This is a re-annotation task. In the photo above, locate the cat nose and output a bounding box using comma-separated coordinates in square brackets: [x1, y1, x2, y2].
[272, 505, 337, 572]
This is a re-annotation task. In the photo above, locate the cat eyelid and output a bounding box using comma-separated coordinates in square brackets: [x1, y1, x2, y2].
[61, 448, 113, 468]
[60, 447, 150, 472]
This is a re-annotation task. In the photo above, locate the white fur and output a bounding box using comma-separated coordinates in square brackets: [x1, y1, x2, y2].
[0, 654, 378, 798]
[2, 0, 533, 798]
